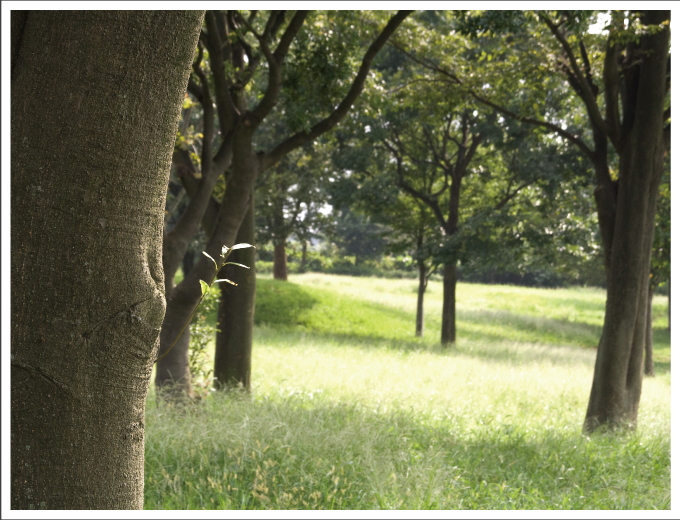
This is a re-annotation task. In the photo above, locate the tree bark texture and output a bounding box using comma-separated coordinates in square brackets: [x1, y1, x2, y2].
[584, 11, 669, 431]
[214, 196, 257, 390]
[11, 11, 203, 509]
[273, 242, 289, 281]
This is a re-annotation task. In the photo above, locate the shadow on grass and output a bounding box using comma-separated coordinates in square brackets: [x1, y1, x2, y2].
[254, 327, 600, 369]
[251, 279, 669, 372]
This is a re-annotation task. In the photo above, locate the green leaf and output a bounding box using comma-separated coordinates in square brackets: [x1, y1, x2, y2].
[202, 251, 217, 271]
[215, 278, 238, 286]
[223, 262, 250, 269]
[199, 280, 210, 296]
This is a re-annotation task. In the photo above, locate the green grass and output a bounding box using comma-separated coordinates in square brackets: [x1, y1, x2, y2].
[144, 274, 670, 509]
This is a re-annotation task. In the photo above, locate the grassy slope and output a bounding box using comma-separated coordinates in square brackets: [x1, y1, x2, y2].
[145, 274, 670, 510]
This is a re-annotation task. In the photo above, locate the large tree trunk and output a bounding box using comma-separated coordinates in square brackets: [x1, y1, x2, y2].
[214, 196, 257, 390]
[440, 264, 457, 344]
[11, 10, 203, 509]
[273, 241, 289, 281]
[644, 284, 655, 377]
[584, 12, 669, 432]
[416, 260, 427, 337]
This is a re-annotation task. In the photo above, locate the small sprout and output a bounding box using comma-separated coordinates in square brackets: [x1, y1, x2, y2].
[155, 243, 253, 364]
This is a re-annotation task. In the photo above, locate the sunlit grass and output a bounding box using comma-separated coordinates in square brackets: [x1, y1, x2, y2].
[145, 273, 670, 509]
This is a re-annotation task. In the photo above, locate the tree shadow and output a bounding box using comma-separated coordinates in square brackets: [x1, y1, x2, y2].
[254, 279, 320, 327]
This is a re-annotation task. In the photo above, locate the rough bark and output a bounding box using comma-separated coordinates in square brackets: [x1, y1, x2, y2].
[273, 242, 289, 281]
[214, 197, 257, 390]
[11, 10, 203, 509]
[584, 11, 669, 431]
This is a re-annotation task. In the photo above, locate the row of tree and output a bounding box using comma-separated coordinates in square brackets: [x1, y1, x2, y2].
[11, 10, 669, 509]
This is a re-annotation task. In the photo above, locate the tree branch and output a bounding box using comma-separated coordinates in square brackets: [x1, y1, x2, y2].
[205, 11, 239, 135]
[603, 35, 622, 148]
[247, 11, 309, 126]
[392, 41, 596, 161]
[539, 12, 609, 139]
[262, 10, 413, 170]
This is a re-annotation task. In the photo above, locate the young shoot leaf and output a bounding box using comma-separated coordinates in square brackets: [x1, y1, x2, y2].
[199, 279, 210, 296]
[230, 243, 255, 251]
[223, 262, 250, 269]
[202, 251, 217, 271]
[215, 278, 238, 286]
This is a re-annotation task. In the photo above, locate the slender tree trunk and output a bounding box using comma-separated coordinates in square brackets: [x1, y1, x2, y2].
[214, 196, 257, 390]
[301, 239, 308, 270]
[156, 133, 259, 394]
[644, 284, 655, 377]
[11, 11, 203, 509]
[157, 10, 410, 396]
[584, 12, 668, 431]
[668, 278, 671, 332]
[441, 264, 457, 344]
[273, 241, 289, 281]
[416, 260, 427, 337]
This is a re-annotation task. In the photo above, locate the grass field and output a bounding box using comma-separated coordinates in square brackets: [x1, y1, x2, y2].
[144, 273, 671, 510]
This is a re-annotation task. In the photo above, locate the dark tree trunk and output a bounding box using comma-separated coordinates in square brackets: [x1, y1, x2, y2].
[156, 10, 410, 397]
[11, 10, 203, 509]
[301, 239, 308, 270]
[668, 278, 671, 332]
[156, 131, 260, 396]
[644, 284, 655, 377]
[182, 248, 195, 277]
[273, 241, 289, 281]
[441, 264, 457, 344]
[416, 260, 428, 337]
[214, 196, 257, 390]
[584, 11, 669, 431]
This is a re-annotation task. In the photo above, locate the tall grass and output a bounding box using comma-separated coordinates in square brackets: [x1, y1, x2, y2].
[144, 274, 670, 509]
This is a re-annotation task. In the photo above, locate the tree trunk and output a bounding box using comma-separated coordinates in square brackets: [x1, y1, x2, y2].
[644, 284, 655, 377]
[156, 10, 410, 397]
[156, 131, 260, 395]
[584, 12, 668, 431]
[11, 10, 203, 509]
[214, 196, 257, 390]
[182, 248, 195, 277]
[441, 264, 457, 344]
[416, 260, 427, 337]
[668, 278, 671, 332]
[273, 241, 289, 281]
[301, 239, 308, 270]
